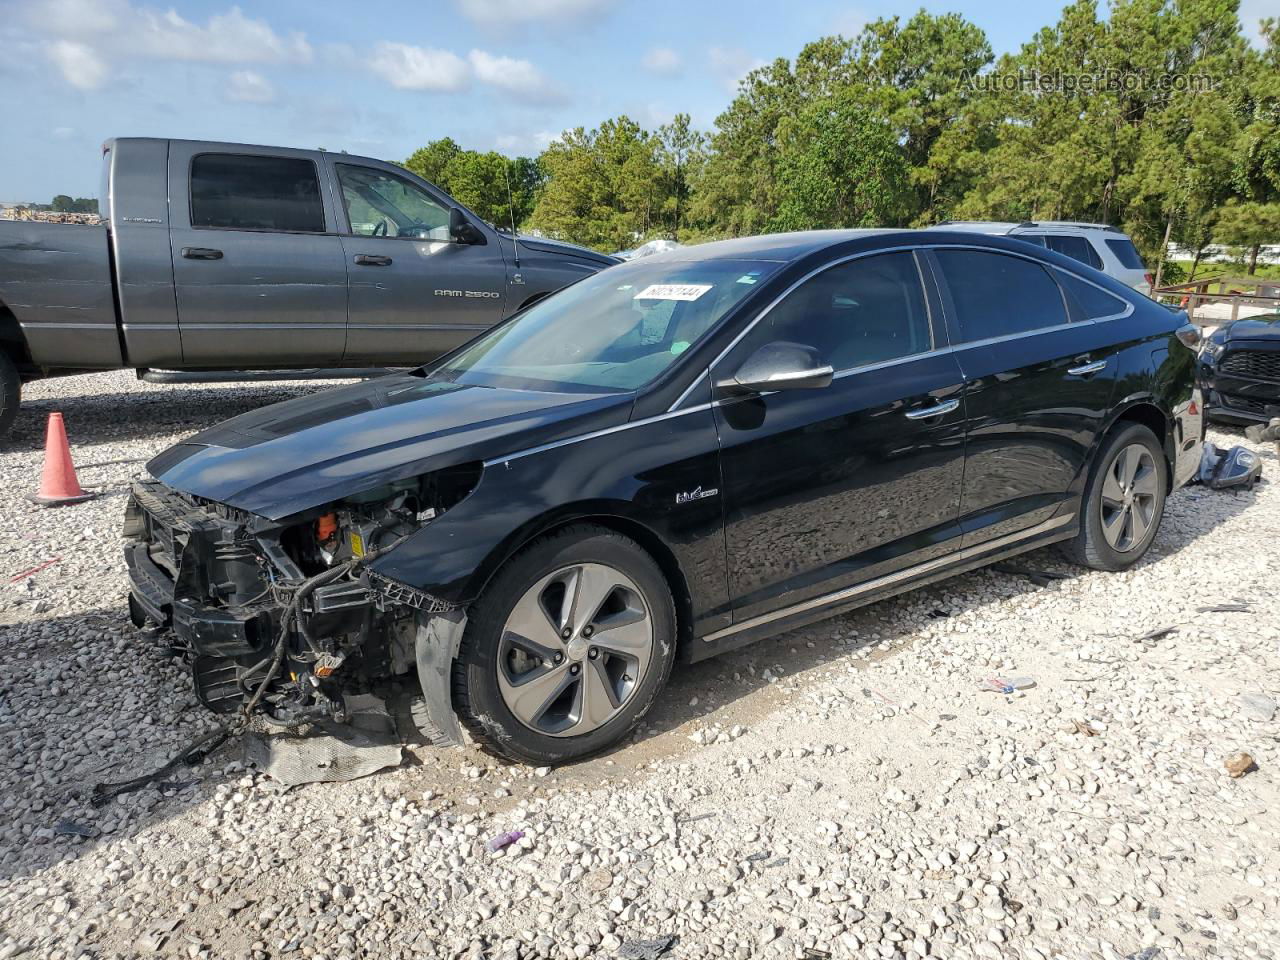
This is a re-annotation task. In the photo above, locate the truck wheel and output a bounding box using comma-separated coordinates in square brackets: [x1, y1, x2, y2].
[1061, 423, 1167, 572]
[0, 351, 20, 438]
[452, 525, 676, 765]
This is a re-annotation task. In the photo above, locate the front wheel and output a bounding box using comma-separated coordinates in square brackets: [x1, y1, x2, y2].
[1061, 423, 1168, 571]
[452, 525, 676, 765]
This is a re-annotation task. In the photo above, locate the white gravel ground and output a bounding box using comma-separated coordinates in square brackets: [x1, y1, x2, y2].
[1, 369, 1278, 960]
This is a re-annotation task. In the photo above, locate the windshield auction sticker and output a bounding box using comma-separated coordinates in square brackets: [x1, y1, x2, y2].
[634, 283, 713, 301]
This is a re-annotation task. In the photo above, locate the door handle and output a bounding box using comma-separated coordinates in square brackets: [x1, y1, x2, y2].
[354, 254, 393, 266]
[181, 247, 223, 260]
[1068, 359, 1108, 376]
[904, 398, 960, 420]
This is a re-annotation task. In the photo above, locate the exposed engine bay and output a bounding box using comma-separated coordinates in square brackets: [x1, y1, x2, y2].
[123, 465, 480, 732]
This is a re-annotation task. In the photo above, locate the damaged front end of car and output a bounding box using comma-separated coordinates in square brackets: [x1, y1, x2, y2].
[123, 464, 481, 743]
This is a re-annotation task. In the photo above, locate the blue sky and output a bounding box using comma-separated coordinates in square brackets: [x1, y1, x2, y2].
[0, 0, 1270, 203]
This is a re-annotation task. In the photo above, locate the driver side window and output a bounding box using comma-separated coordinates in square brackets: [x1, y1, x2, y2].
[336, 163, 451, 240]
[730, 251, 932, 373]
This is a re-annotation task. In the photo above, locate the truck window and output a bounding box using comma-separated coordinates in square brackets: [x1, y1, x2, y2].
[336, 164, 452, 241]
[189, 154, 325, 233]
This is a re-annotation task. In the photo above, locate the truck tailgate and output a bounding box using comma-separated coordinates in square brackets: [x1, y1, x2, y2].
[0, 219, 121, 369]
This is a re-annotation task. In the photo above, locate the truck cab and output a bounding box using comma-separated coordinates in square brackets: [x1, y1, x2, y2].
[0, 137, 617, 434]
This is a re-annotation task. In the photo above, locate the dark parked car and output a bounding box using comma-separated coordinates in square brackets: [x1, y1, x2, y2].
[1198, 312, 1280, 423]
[126, 230, 1203, 764]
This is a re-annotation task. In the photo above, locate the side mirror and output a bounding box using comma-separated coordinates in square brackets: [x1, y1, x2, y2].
[718, 341, 834, 394]
[449, 207, 483, 244]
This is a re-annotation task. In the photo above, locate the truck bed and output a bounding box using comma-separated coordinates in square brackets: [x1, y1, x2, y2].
[0, 219, 121, 371]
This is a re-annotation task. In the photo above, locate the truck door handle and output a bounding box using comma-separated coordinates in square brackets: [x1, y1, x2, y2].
[904, 398, 960, 420]
[181, 247, 223, 260]
[1068, 359, 1108, 376]
[354, 254, 393, 266]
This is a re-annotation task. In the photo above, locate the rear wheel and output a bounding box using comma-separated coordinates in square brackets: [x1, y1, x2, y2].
[0, 351, 20, 438]
[453, 525, 676, 764]
[1061, 423, 1167, 571]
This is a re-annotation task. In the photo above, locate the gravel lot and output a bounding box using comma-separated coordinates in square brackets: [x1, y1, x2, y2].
[1, 370, 1278, 960]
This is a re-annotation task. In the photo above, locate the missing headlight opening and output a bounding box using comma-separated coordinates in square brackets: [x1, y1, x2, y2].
[123, 462, 481, 732]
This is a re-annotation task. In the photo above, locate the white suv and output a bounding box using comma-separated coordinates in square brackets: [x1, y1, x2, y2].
[931, 221, 1154, 297]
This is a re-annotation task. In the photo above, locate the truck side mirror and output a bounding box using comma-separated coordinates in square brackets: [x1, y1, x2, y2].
[449, 208, 484, 245]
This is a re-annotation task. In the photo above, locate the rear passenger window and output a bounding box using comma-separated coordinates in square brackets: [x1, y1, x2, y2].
[1056, 271, 1129, 320]
[190, 154, 325, 233]
[935, 250, 1068, 341]
[741, 252, 931, 371]
[1044, 234, 1102, 269]
[1105, 238, 1146, 270]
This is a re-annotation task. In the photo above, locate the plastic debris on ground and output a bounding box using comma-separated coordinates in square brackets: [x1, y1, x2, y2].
[618, 935, 677, 960]
[485, 830, 525, 853]
[243, 694, 404, 789]
[1196, 443, 1262, 490]
[980, 675, 1036, 694]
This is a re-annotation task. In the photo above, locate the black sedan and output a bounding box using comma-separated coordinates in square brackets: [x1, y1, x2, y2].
[126, 230, 1203, 764]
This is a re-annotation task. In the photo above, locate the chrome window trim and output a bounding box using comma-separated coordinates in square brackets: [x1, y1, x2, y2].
[668, 240, 1115, 412]
[1051, 266, 1135, 323]
[701, 511, 1077, 643]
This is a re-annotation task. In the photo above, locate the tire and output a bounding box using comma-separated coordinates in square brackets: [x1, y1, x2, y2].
[453, 524, 676, 765]
[1061, 423, 1168, 571]
[0, 351, 20, 439]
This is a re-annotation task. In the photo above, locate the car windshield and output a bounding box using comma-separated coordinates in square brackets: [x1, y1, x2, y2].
[430, 258, 780, 392]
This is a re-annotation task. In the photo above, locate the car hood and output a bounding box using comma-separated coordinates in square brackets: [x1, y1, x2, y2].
[146, 375, 633, 520]
[516, 234, 619, 266]
[1226, 313, 1280, 341]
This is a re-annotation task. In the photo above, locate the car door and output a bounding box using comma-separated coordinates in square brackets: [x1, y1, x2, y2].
[327, 160, 509, 364]
[712, 249, 967, 623]
[926, 246, 1125, 547]
[167, 143, 350, 365]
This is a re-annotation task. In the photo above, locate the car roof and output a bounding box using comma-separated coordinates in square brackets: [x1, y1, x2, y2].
[930, 220, 1127, 237]
[652, 229, 900, 262]
[639, 228, 1096, 266]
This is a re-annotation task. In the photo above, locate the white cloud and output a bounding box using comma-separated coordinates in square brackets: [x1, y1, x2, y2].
[27, 1, 311, 89]
[370, 42, 470, 92]
[46, 39, 108, 89]
[468, 49, 563, 103]
[830, 8, 870, 38]
[227, 69, 274, 103]
[708, 45, 767, 93]
[641, 46, 681, 75]
[454, 0, 611, 25]
[51, 126, 77, 139]
[495, 130, 559, 153]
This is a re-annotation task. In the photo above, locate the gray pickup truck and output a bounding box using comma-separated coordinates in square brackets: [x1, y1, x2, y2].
[0, 137, 617, 435]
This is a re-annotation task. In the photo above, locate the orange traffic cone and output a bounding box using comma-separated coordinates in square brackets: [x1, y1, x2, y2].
[28, 412, 95, 506]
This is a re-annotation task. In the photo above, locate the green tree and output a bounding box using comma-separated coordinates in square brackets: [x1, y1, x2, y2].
[1214, 200, 1280, 273]
[772, 93, 910, 230]
[51, 194, 74, 212]
[656, 113, 706, 239]
[529, 116, 663, 250]
[403, 139, 544, 228]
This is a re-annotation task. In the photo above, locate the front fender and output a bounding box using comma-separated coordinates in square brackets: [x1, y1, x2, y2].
[369, 405, 731, 634]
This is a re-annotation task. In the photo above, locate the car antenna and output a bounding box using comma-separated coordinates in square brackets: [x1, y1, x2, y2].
[503, 162, 521, 273]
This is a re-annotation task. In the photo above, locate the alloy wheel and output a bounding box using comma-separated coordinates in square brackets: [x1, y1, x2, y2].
[496, 563, 654, 737]
[1100, 442, 1159, 552]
